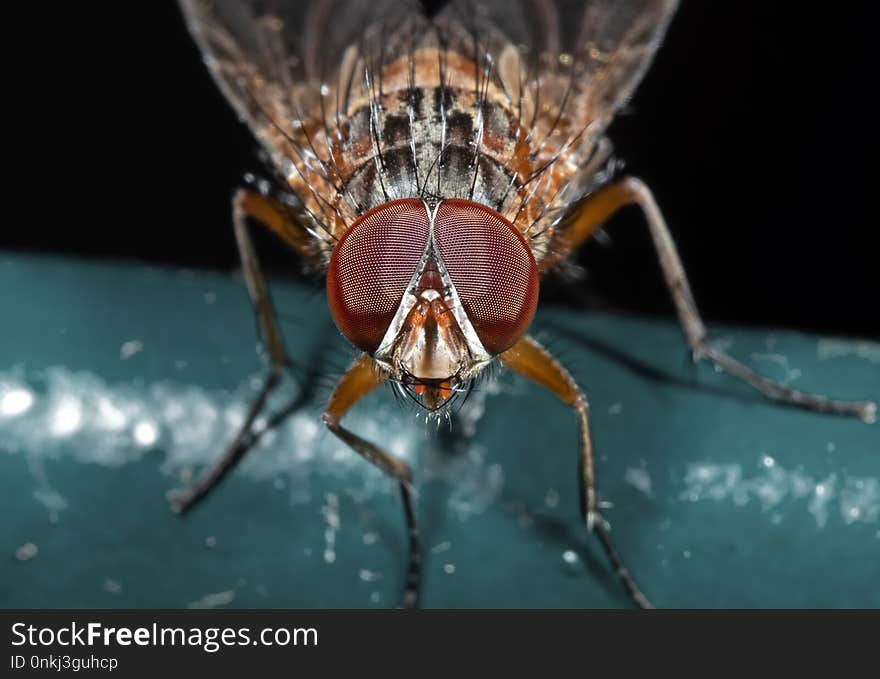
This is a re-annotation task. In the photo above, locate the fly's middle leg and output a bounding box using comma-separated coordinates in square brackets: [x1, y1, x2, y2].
[168, 188, 303, 514]
[323, 353, 422, 609]
[557, 176, 877, 423]
[500, 336, 653, 609]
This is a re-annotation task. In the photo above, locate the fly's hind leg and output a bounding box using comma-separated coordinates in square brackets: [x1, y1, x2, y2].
[501, 336, 653, 609]
[555, 176, 876, 423]
[323, 354, 422, 609]
[168, 188, 310, 514]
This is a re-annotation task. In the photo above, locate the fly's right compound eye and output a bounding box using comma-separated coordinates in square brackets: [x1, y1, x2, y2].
[434, 200, 539, 355]
[327, 199, 430, 353]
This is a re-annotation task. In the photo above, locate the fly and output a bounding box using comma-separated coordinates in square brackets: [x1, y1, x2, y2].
[172, 0, 876, 609]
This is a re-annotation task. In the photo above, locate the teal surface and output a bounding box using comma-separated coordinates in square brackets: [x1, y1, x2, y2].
[1, 254, 877, 608]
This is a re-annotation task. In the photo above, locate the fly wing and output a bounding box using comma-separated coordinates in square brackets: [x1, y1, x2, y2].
[179, 1, 678, 250]
[430, 0, 678, 250]
[438, 0, 678, 130]
[573, 0, 680, 135]
[179, 0, 418, 156]
[178, 0, 423, 240]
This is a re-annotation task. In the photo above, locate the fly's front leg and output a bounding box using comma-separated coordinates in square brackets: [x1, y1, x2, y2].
[500, 336, 653, 609]
[555, 176, 876, 423]
[323, 354, 422, 609]
[168, 188, 300, 514]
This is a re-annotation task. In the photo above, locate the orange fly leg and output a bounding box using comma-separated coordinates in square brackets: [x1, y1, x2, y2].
[232, 188, 299, 372]
[168, 189, 304, 515]
[235, 188, 322, 260]
[500, 335, 653, 609]
[323, 354, 421, 608]
[539, 180, 643, 274]
[550, 177, 877, 422]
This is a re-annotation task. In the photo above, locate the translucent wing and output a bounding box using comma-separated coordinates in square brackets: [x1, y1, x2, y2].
[437, 0, 679, 139]
[431, 0, 680, 243]
[179, 0, 678, 255]
[179, 0, 424, 243]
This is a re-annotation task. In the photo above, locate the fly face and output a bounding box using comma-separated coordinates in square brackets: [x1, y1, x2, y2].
[176, 0, 875, 609]
[327, 198, 538, 410]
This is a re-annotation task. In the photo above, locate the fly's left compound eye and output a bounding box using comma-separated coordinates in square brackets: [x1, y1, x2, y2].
[327, 199, 430, 353]
[434, 200, 539, 354]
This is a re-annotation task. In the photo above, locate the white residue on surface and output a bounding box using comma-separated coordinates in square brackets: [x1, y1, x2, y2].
[133, 420, 159, 447]
[445, 459, 503, 521]
[321, 493, 340, 564]
[49, 395, 83, 437]
[0, 365, 508, 523]
[749, 353, 802, 383]
[1, 387, 34, 417]
[187, 590, 236, 609]
[101, 579, 123, 595]
[839, 477, 880, 525]
[358, 569, 381, 582]
[119, 341, 143, 360]
[560, 549, 583, 575]
[680, 455, 879, 528]
[455, 375, 507, 438]
[15, 542, 39, 561]
[430, 541, 452, 554]
[561, 549, 578, 565]
[817, 339, 880, 364]
[624, 467, 653, 496]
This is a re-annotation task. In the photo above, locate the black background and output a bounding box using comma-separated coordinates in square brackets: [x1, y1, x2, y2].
[9, 2, 879, 336]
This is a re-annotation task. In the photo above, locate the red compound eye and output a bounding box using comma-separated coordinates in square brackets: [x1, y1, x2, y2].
[327, 199, 430, 353]
[434, 199, 539, 354]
